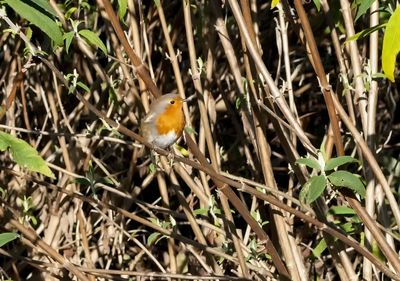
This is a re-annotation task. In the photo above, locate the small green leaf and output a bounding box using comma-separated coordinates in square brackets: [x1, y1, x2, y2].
[345, 24, 386, 43]
[147, 232, 161, 246]
[306, 175, 327, 204]
[174, 143, 189, 157]
[26, 0, 57, 17]
[64, 31, 74, 54]
[0, 131, 55, 178]
[212, 208, 222, 215]
[313, 0, 321, 12]
[328, 171, 366, 198]
[328, 206, 356, 216]
[251, 210, 261, 221]
[382, 7, 400, 82]
[196, 57, 204, 71]
[372, 72, 387, 79]
[76, 81, 90, 92]
[355, 0, 374, 22]
[78, 29, 107, 55]
[184, 126, 197, 135]
[98, 177, 114, 186]
[0, 232, 19, 247]
[149, 217, 160, 225]
[324, 156, 360, 171]
[312, 239, 327, 258]
[371, 240, 386, 262]
[118, 0, 128, 20]
[75, 177, 91, 186]
[193, 208, 208, 216]
[300, 175, 327, 204]
[81, 2, 90, 10]
[65, 7, 77, 20]
[271, 0, 280, 8]
[149, 163, 157, 173]
[296, 158, 321, 171]
[299, 183, 309, 203]
[0, 187, 6, 198]
[341, 221, 356, 234]
[4, 0, 63, 46]
[235, 96, 242, 109]
[108, 87, 118, 105]
[30, 215, 38, 225]
[147, 232, 167, 246]
[153, 0, 161, 8]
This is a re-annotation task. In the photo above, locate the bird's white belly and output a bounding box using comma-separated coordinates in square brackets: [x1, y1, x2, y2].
[150, 130, 178, 149]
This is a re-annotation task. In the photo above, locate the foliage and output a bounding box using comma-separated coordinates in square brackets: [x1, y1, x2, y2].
[0, 131, 54, 178]
[297, 155, 365, 204]
[0, 232, 19, 247]
[382, 6, 400, 82]
[19, 195, 38, 225]
[4, 0, 63, 46]
[0, 0, 398, 280]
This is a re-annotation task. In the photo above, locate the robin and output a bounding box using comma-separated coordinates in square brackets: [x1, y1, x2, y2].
[141, 93, 186, 149]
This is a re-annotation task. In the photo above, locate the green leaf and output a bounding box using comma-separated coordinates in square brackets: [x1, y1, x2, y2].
[147, 232, 168, 246]
[153, 0, 161, 8]
[0, 232, 19, 247]
[184, 126, 197, 135]
[328, 171, 366, 198]
[296, 158, 321, 171]
[355, 0, 374, 22]
[147, 232, 161, 246]
[77, 81, 90, 92]
[382, 7, 400, 82]
[193, 208, 208, 216]
[306, 175, 327, 204]
[340, 221, 356, 234]
[0, 131, 55, 178]
[371, 240, 386, 262]
[313, 0, 321, 12]
[345, 24, 386, 43]
[118, 0, 128, 20]
[81, 1, 90, 10]
[174, 143, 189, 157]
[78, 29, 107, 55]
[312, 239, 327, 258]
[30, 215, 38, 225]
[75, 177, 91, 186]
[64, 31, 74, 54]
[65, 7, 77, 20]
[300, 175, 327, 204]
[324, 156, 360, 171]
[149, 162, 157, 173]
[4, 0, 63, 46]
[371, 72, 387, 79]
[25, 0, 57, 17]
[98, 176, 114, 186]
[271, 0, 280, 8]
[328, 206, 356, 216]
[235, 97, 242, 109]
[0, 187, 6, 198]
[108, 87, 118, 105]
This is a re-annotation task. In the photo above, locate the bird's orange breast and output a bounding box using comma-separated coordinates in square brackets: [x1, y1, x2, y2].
[155, 103, 185, 136]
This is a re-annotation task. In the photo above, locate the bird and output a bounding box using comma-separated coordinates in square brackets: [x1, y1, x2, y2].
[141, 93, 186, 149]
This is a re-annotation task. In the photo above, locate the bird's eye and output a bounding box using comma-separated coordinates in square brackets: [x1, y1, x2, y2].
[169, 100, 175, 104]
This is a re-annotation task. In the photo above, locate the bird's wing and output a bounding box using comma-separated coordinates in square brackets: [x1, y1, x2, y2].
[142, 111, 156, 124]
